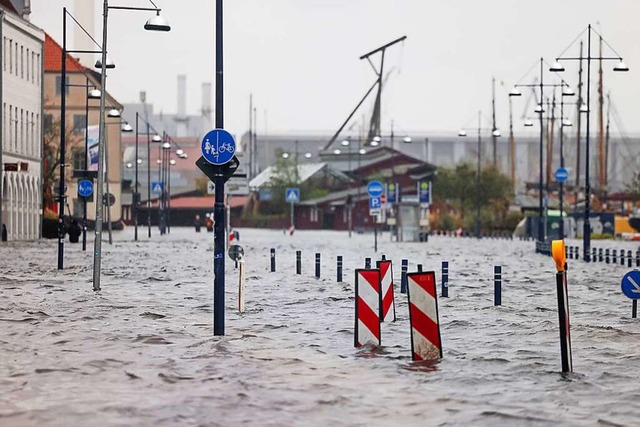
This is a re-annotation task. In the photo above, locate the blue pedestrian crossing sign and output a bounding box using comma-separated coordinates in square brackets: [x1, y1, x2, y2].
[621, 270, 640, 299]
[77, 179, 94, 198]
[285, 188, 300, 203]
[201, 129, 236, 165]
[555, 167, 569, 183]
[151, 181, 164, 194]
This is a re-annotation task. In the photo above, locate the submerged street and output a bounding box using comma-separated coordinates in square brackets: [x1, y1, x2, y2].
[1, 229, 639, 426]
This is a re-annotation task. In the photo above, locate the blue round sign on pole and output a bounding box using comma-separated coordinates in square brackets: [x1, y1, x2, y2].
[555, 167, 569, 183]
[367, 180, 384, 197]
[77, 179, 94, 198]
[621, 270, 640, 300]
[201, 129, 236, 165]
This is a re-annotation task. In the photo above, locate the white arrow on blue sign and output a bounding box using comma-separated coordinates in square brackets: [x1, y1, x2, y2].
[367, 180, 383, 197]
[621, 270, 640, 299]
[555, 167, 569, 183]
[201, 129, 236, 165]
[151, 182, 164, 194]
[77, 179, 94, 198]
[285, 188, 300, 203]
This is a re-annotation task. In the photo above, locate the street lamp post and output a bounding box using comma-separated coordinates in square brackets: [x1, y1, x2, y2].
[551, 24, 628, 261]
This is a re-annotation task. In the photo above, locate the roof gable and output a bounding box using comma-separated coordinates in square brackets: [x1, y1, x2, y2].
[44, 33, 85, 72]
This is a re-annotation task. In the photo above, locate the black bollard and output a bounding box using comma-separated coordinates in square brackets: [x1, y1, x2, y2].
[598, 248, 603, 262]
[337, 256, 343, 282]
[576, 246, 580, 260]
[606, 249, 610, 264]
[270, 248, 276, 272]
[568, 247, 573, 260]
[621, 250, 626, 266]
[417, 264, 423, 272]
[592, 248, 597, 263]
[400, 259, 408, 294]
[628, 251, 633, 268]
[634, 300, 638, 319]
[296, 250, 302, 275]
[494, 266, 502, 306]
[442, 261, 449, 298]
[636, 250, 640, 268]
[315, 253, 321, 278]
[365, 257, 371, 269]
[613, 249, 617, 264]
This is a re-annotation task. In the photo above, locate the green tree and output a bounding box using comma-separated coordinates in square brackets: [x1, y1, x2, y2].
[42, 116, 82, 209]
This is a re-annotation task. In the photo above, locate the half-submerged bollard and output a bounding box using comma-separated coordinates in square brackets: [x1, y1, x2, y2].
[354, 268, 381, 347]
[552, 240, 573, 373]
[613, 249, 618, 264]
[365, 257, 371, 269]
[377, 257, 396, 322]
[407, 270, 442, 361]
[315, 253, 321, 278]
[598, 248, 603, 263]
[636, 250, 640, 267]
[442, 261, 449, 298]
[606, 248, 610, 264]
[621, 250, 626, 266]
[238, 257, 245, 313]
[296, 250, 302, 275]
[628, 250, 633, 268]
[270, 248, 276, 272]
[400, 259, 408, 294]
[337, 256, 343, 282]
[494, 266, 502, 306]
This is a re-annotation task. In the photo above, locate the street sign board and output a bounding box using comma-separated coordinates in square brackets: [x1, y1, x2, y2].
[228, 244, 245, 262]
[77, 179, 94, 198]
[387, 183, 399, 205]
[226, 178, 250, 196]
[621, 270, 640, 299]
[201, 129, 236, 165]
[369, 196, 382, 213]
[207, 181, 215, 195]
[285, 188, 300, 203]
[367, 180, 383, 197]
[418, 181, 431, 206]
[151, 182, 164, 194]
[555, 167, 569, 183]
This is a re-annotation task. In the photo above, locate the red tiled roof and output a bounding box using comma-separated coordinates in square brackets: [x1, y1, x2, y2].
[44, 33, 86, 72]
[0, 0, 18, 14]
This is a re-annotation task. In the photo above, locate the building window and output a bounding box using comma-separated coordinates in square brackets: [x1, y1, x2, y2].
[20, 109, 24, 153]
[73, 114, 87, 133]
[44, 114, 53, 135]
[311, 207, 319, 223]
[36, 54, 40, 85]
[20, 46, 24, 78]
[72, 149, 86, 171]
[31, 52, 35, 83]
[3, 38, 6, 71]
[9, 39, 12, 73]
[26, 48, 29, 81]
[55, 76, 69, 96]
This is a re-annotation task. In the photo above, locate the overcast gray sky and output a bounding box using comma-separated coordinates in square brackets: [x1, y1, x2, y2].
[32, 0, 640, 139]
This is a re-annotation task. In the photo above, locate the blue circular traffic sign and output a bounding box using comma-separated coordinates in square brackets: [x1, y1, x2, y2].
[555, 167, 569, 183]
[201, 129, 236, 165]
[77, 179, 94, 198]
[367, 180, 383, 197]
[621, 270, 640, 300]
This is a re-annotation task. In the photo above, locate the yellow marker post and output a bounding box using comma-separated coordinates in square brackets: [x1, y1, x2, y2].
[552, 239, 572, 373]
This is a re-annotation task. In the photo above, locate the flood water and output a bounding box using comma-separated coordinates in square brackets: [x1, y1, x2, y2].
[1, 228, 639, 426]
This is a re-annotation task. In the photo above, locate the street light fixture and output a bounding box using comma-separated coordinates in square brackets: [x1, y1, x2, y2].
[121, 122, 133, 132]
[304, 152, 312, 159]
[94, 57, 116, 69]
[144, 11, 171, 31]
[88, 89, 102, 99]
[551, 24, 629, 261]
[403, 136, 412, 143]
[107, 108, 121, 118]
[282, 152, 290, 159]
[333, 149, 341, 155]
[524, 120, 534, 127]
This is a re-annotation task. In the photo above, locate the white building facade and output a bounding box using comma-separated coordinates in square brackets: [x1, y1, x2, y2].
[0, 5, 44, 240]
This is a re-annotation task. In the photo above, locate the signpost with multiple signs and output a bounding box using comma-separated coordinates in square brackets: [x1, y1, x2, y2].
[286, 188, 300, 234]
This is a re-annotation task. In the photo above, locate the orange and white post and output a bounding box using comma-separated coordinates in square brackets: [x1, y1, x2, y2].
[407, 271, 443, 361]
[355, 269, 381, 347]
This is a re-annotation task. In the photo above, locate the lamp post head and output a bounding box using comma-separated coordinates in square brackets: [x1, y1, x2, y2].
[359, 148, 367, 155]
[162, 142, 171, 149]
[562, 119, 573, 127]
[176, 149, 185, 156]
[333, 149, 341, 155]
[144, 12, 171, 32]
[492, 129, 501, 137]
[179, 153, 188, 159]
[534, 104, 545, 114]
[341, 139, 350, 147]
[95, 57, 115, 69]
[152, 134, 162, 143]
[137, 158, 143, 164]
[88, 89, 102, 99]
[169, 159, 176, 166]
[579, 103, 589, 113]
[370, 138, 380, 147]
[282, 152, 289, 159]
[126, 162, 133, 169]
[524, 120, 534, 127]
[549, 61, 565, 72]
[403, 136, 412, 143]
[156, 159, 162, 164]
[304, 152, 312, 159]
[107, 108, 121, 118]
[121, 123, 133, 132]
[613, 60, 629, 72]
[509, 87, 522, 97]
[458, 129, 467, 137]
[562, 87, 575, 97]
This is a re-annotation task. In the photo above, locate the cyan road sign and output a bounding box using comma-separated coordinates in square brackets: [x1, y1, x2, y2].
[77, 179, 94, 198]
[555, 167, 569, 183]
[201, 129, 236, 165]
[285, 188, 300, 203]
[367, 180, 383, 197]
[621, 270, 640, 299]
[151, 181, 164, 194]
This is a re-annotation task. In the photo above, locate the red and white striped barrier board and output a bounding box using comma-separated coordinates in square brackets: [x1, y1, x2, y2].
[377, 259, 396, 322]
[354, 269, 381, 347]
[407, 271, 443, 361]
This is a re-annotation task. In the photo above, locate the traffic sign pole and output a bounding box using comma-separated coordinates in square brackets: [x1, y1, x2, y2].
[214, 0, 225, 336]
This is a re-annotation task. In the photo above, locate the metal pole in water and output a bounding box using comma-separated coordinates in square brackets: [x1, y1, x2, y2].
[442, 261, 449, 298]
[365, 257, 371, 269]
[374, 222, 378, 252]
[628, 250, 633, 268]
[494, 265, 502, 306]
[296, 250, 301, 274]
[552, 240, 572, 373]
[315, 253, 321, 278]
[633, 300, 637, 319]
[337, 256, 343, 282]
[400, 259, 408, 294]
[613, 249, 617, 264]
[620, 250, 625, 266]
[417, 264, 423, 272]
[270, 248, 276, 272]
[605, 249, 610, 264]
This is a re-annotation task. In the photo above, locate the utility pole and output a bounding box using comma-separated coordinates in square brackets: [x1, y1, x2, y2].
[491, 76, 498, 168]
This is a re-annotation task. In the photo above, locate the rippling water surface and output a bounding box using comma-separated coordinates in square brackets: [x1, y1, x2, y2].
[1, 229, 639, 426]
